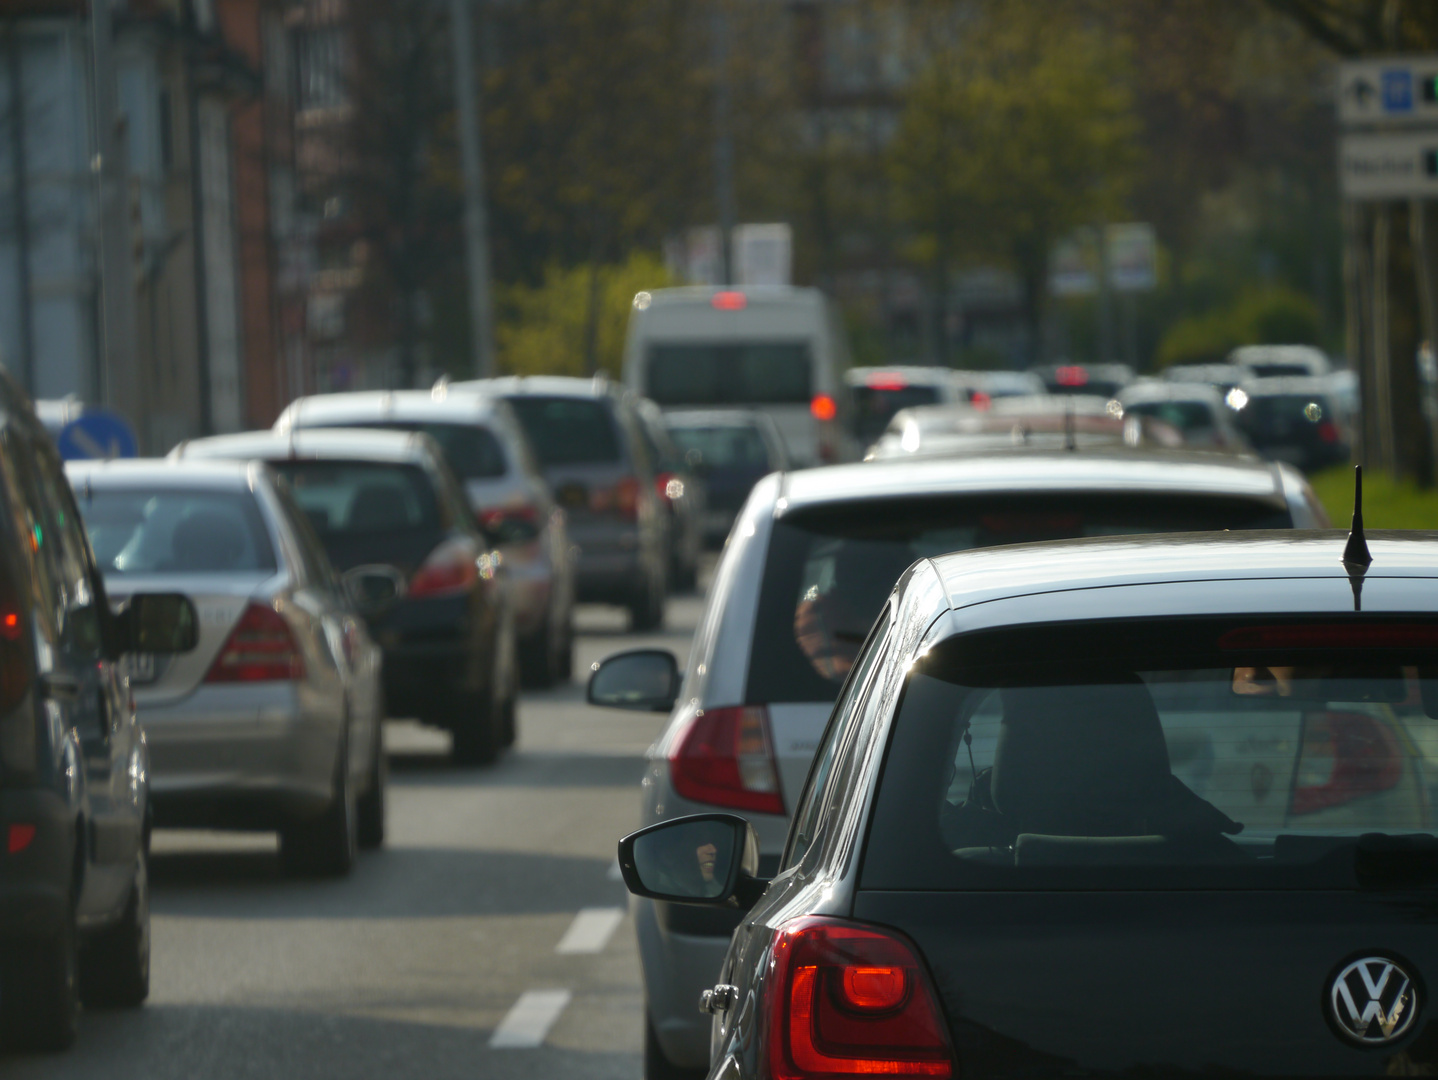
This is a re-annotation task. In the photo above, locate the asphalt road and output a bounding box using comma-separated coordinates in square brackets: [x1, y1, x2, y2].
[6, 592, 706, 1079]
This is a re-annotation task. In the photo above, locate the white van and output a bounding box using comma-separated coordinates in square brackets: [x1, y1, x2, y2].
[621, 286, 853, 467]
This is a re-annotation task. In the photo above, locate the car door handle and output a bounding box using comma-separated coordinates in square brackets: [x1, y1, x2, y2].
[41, 670, 81, 702]
[700, 984, 737, 1014]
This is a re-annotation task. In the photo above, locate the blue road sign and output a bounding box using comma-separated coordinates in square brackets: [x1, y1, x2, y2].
[1383, 69, 1415, 113]
[56, 411, 138, 461]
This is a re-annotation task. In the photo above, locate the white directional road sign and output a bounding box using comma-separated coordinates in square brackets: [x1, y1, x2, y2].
[1339, 131, 1438, 199]
[1339, 57, 1438, 127]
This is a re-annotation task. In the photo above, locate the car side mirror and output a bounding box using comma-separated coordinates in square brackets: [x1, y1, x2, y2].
[617, 813, 765, 907]
[118, 593, 198, 654]
[344, 565, 404, 617]
[587, 649, 680, 712]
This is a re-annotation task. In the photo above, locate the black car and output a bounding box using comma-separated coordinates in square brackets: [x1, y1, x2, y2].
[174, 429, 517, 766]
[605, 524, 1438, 1079]
[0, 372, 196, 1051]
[1234, 376, 1350, 474]
[663, 409, 790, 549]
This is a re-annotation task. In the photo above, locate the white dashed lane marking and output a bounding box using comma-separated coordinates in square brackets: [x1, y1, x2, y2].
[556, 907, 625, 955]
[490, 989, 573, 1048]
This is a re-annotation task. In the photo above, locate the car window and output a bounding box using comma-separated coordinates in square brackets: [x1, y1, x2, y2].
[505, 396, 622, 466]
[304, 421, 509, 481]
[646, 343, 812, 406]
[267, 476, 342, 592]
[668, 423, 774, 469]
[269, 461, 442, 537]
[76, 488, 278, 575]
[850, 385, 943, 442]
[783, 607, 890, 872]
[1123, 400, 1216, 434]
[746, 494, 1294, 705]
[33, 449, 104, 659]
[863, 618, 1438, 891]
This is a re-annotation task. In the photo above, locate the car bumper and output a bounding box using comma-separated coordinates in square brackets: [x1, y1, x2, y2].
[0, 786, 76, 940]
[502, 550, 554, 637]
[634, 895, 732, 1069]
[142, 682, 341, 827]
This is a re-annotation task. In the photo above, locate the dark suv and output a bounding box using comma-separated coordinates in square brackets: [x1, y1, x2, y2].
[455, 376, 670, 630]
[0, 372, 196, 1051]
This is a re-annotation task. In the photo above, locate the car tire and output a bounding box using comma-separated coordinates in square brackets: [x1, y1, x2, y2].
[671, 555, 697, 594]
[79, 849, 150, 1009]
[281, 735, 358, 877]
[1, 898, 80, 1051]
[449, 688, 500, 766]
[356, 723, 386, 850]
[644, 1016, 705, 1080]
[628, 573, 664, 632]
[518, 619, 558, 690]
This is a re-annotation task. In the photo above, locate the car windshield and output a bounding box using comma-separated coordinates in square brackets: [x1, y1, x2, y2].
[746, 495, 1293, 704]
[646, 343, 811, 406]
[1123, 400, 1218, 434]
[305, 422, 507, 480]
[269, 461, 442, 537]
[667, 423, 771, 469]
[506, 397, 621, 467]
[864, 620, 1438, 891]
[77, 488, 277, 574]
[850, 385, 944, 441]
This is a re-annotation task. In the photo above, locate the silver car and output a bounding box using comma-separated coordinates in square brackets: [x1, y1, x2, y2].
[66, 458, 386, 877]
[587, 450, 1329, 1078]
[273, 387, 574, 686]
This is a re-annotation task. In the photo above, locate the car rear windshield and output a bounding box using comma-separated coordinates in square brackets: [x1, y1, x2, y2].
[305, 421, 507, 480]
[1241, 394, 1334, 438]
[79, 489, 276, 574]
[862, 619, 1438, 891]
[851, 385, 943, 441]
[746, 495, 1293, 704]
[1122, 400, 1218, 434]
[1247, 363, 1313, 378]
[268, 461, 442, 537]
[667, 423, 771, 469]
[647, 343, 811, 406]
[506, 396, 622, 467]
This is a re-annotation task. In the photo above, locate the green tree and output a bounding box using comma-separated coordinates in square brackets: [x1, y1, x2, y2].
[888, 2, 1140, 363]
[497, 252, 674, 377]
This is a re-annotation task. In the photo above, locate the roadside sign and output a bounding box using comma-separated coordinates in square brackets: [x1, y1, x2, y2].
[1339, 131, 1438, 199]
[1107, 223, 1157, 292]
[55, 410, 137, 461]
[1338, 57, 1438, 127]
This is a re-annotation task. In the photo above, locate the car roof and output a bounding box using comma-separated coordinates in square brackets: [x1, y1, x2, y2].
[845, 366, 954, 387]
[66, 456, 263, 490]
[1239, 376, 1336, 395]
[638, 285, 822, 308]
[448, 375, 616, 400]
[1119, 381, 1225, 405]
[778, 450, 1284, 513]
[662, 409, 768, 428]
[925, 531, 1438, 618]
[172, 428, 432, 465]
[273, 388, 503, 432]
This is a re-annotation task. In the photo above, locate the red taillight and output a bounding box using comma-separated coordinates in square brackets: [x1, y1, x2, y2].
[7, 823, 35, 854]
[591, 476, 641, 520]
[0, 611, 20, 642]
[811, 394, 838, 422]
[1291, 711, 1404, 815]
[409, 539, 480, 598]
[970, 391, 992, 410]
[479, 502, 542, 543]
[1318, 420, 1340, 444]
[668, 705, 784, 815]
[1055, 365, 1089, 387]
[713, 290, 747, 310]
[766, 917, 954, 1080]
[655, 472, 685, 503]
[1219, 624, 1438, 650]
[205, 604, 304, 683]
[866, 377, 908, 391]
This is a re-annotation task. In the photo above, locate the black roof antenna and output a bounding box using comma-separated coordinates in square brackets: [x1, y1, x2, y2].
[1342, 464, 1372, 610]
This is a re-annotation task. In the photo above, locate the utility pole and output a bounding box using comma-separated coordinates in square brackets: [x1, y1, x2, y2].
[450, 0, 495, 380]
[712, 2, 736, 285]
[88, 0, 141, 422]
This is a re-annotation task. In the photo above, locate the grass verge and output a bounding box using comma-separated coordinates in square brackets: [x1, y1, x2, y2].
[1308, 466, 1438, 530]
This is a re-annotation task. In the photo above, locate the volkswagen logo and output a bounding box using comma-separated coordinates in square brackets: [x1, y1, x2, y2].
[1328, 956, 1419, 1045]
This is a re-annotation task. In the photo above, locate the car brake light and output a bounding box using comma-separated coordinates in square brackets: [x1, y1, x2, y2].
[205, 604, 305, 683]
[591, 476, 640, 520]
[866, 376, 908, 391]
[712, 290, 747, 310]
[1055, 365, 1089, 387]
[1219, 624, 1438, 650]
[479, 502, 542, 544]
[1318, 420, 1340, 444]
[654, 472, 685, 502]
[7, 823, 35, 854]
[970, 391, 992, 410]
[1291, 711, 1403, 815]
[811, 394, 838, 422]
[766, 917, 954, 1080]
[668, 705, 784, 815]
[409, 539, 481, 598]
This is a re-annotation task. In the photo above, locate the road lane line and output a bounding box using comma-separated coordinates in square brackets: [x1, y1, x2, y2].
[556, 907, 625, 954]
[490, 989, 573, 1048]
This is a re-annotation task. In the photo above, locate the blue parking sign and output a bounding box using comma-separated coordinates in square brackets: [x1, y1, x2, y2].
[1384, 69, 1414, 112]
[56, 411, 138, 461]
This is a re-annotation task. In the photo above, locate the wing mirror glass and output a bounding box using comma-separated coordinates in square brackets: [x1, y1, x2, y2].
[120, 593, 198, 654]
[587, 649, 680, 712]
[344, 565, 404, 617]
[617, 813, 763, 907]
